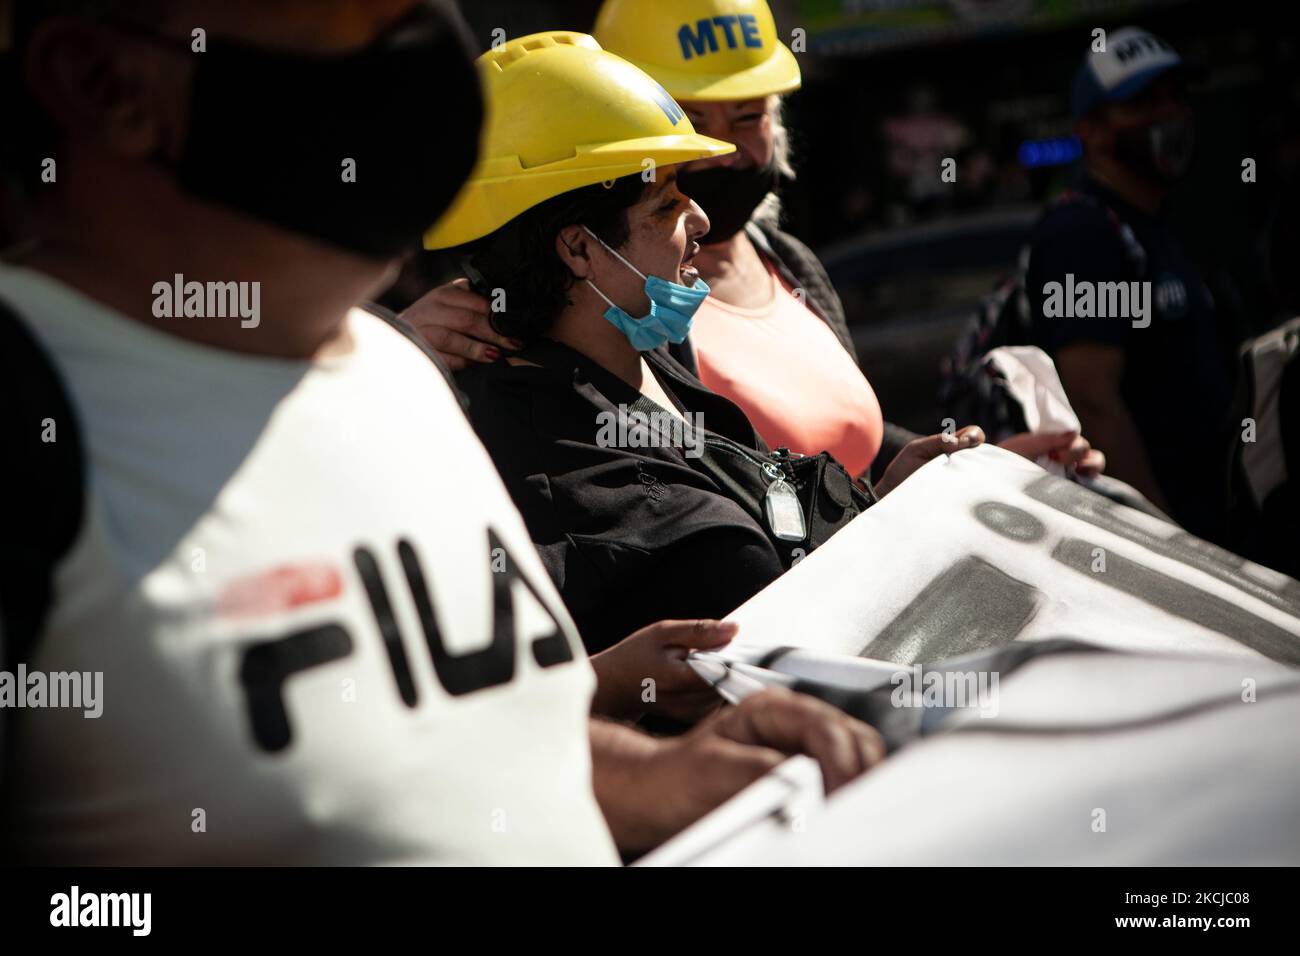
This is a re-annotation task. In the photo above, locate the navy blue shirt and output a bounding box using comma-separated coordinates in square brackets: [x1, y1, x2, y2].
[1026, 176, 1233, 540]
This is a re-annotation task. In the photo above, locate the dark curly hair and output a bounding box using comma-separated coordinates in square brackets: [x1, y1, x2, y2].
[459, 173, 649, 345]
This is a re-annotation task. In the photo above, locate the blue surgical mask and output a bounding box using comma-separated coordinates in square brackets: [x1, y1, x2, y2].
[582, 226, 710, 351]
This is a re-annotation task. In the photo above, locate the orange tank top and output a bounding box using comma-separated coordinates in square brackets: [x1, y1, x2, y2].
[691, 258, 884, 477]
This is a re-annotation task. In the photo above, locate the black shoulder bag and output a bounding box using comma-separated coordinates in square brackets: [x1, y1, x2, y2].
[680, 415, 876, 569]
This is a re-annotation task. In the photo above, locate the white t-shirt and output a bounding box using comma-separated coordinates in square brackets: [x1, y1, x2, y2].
[0, 264, 619, 865]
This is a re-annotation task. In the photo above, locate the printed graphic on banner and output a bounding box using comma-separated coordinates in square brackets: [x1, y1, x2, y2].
[654, 447, 1300, 866]
[721, 445, 1300, 665]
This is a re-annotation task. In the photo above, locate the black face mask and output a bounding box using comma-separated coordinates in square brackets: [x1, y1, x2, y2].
[1114, 116, 1195, 185]
[116, 2, 481, 260]
[676, 160, 780, 245]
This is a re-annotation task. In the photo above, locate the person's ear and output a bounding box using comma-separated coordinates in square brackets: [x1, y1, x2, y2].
[24, 20, 182, 161]
[556, 225, 595, 280]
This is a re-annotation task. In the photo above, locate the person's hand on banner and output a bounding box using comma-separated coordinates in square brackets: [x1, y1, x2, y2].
[399, 278, 522, 370]
[693, 688, 886, 789]
[874, 425, 985, 497]
[591, 687, 885, 854]
[999, 430, 1106, 477]
[590, 619, 737, 722]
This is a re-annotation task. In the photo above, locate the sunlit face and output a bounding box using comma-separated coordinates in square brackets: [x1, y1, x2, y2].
[583, 169, 710, 314]
[678, 97, 776, 174]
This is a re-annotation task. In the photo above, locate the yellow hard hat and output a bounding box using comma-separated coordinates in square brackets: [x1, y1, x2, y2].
[424, 31, 734, 249]
[593, 0, 801, 102]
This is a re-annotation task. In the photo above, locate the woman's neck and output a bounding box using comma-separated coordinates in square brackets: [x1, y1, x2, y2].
[548, 296, 645, 388]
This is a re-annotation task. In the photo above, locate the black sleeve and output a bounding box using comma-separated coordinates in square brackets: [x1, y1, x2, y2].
[0, 301, 85, 671]
[532, 452, 787, 655]
[0, 299, 86, 788]
[560, 532, 785, 655]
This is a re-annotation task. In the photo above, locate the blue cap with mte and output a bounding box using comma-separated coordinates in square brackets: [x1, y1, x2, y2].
[1071, 26, 1193, 119]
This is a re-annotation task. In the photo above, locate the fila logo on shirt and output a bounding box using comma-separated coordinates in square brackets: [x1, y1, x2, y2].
[237, 529, 574, 752]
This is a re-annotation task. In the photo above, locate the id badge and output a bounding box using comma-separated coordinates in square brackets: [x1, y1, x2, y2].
[764, 477, 807, 542]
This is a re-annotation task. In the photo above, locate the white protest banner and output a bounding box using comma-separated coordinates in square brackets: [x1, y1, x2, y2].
[724, 445, 1300, 665]
[651, 647, 1300, 865]
[650, 447, 1300, 865]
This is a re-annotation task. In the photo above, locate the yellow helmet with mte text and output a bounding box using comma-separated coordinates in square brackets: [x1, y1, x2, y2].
[593, 0, 801, 102]
[424, 31, 734, 249]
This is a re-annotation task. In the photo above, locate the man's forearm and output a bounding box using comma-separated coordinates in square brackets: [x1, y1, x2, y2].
[588, 718, 673, 856]
[588, 649, 640, 720]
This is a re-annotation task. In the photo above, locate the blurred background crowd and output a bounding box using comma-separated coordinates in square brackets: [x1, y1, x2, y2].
[373, 0, 1298, 434]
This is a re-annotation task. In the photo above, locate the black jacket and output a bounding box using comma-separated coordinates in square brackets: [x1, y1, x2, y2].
[458, 340, 787, 654]
[670, 221, 919, 484]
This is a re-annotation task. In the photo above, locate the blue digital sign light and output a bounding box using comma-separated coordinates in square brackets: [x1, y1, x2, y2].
[1018, 137, 1083, 168]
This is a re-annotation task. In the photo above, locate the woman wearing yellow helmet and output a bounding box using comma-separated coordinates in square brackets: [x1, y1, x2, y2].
[421, 31, 984, 718]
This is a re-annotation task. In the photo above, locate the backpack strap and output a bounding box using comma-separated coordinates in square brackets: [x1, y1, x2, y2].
[1052, 188, 1148, 277]
[0, 297, 86, 671]
[0, 294, 86, 839]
